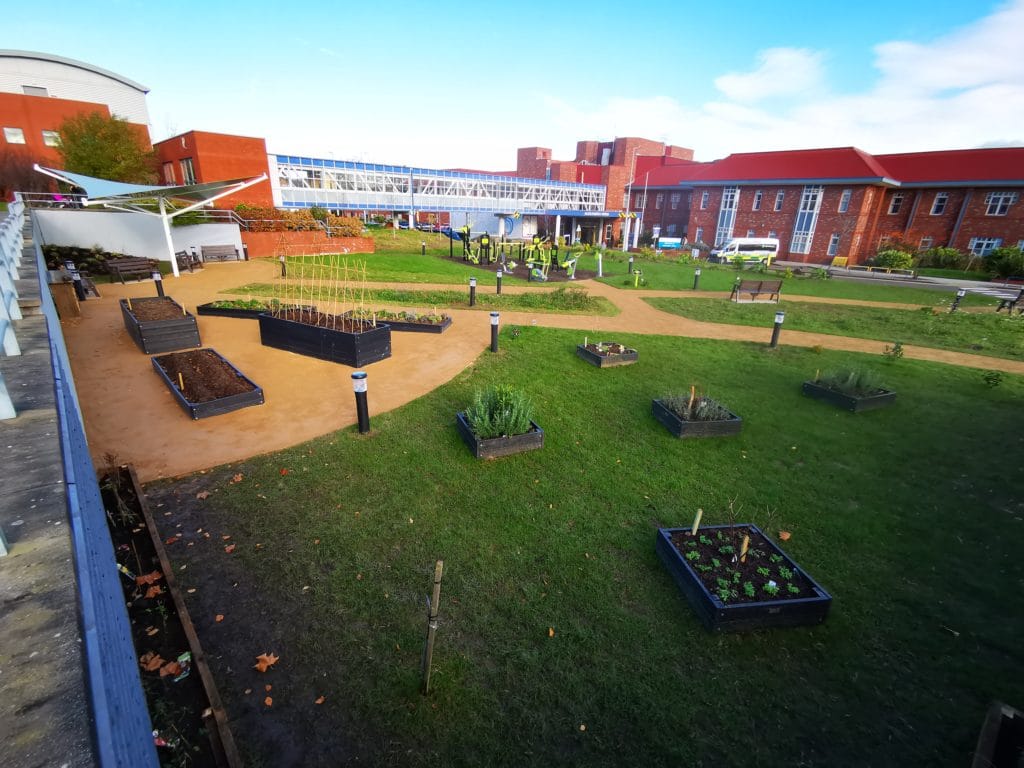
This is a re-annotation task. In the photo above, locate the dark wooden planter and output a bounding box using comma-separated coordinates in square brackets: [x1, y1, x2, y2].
[971, 702, 1024, 768]
[455, 411, 544, 459]
[196, 302, 313, 320]
[120, 297, 201, 354]
[342, 310, 452, 334]
[576, 342, 638, 367]
[801, 381, 896, 412]
[655, 524, 833, 632]
[151, 348, 264, 420]
[652, 398, 742, 438]
[258, 312, 391, 367]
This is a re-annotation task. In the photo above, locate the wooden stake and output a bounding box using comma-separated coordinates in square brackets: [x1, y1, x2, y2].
[177, 372, 184, 391]
[691, 508, 703, 535]
[420, 559, 444, 695]
[126, 297, 132, 311]
[688, 384, 696, 413]
[815, 368, 820, 382]
[739, 534, 750, 563]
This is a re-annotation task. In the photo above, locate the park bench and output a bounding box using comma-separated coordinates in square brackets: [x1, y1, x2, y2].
[996, 288, 1024, 314]
[730, 279, 782, 304]
[106, 257, 159, 284]
[200, 244, 243, 262]
[174, 250, 203, 273]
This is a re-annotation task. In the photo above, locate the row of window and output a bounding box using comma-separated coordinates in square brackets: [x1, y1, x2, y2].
[162, 158, 196, 185]
[633, 192, 683, 210]
[692, 229, 1021, 257]
[3, 126, 61, 147]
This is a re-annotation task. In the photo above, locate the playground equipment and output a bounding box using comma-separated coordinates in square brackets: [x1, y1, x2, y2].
[632, 267, 646, 288]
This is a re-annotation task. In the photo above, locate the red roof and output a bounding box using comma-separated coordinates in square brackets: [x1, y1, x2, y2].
[688, 147, 894, 185]
[639, 161, 710, 187]
[874, 148, 1024, 185]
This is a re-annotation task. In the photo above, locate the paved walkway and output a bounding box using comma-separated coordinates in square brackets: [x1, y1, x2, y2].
[61, 262, 1024, 482]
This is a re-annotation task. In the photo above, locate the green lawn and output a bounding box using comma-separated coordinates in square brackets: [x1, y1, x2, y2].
[224, 282, 619, 316]
[148, 329, 1024, 767]
[915, 267, 995, 281]
[645, 296, 1024, 361]
[285, 250, 533, 286]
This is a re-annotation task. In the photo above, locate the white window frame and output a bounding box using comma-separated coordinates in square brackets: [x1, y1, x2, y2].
[180, 157, 196, 185]
[670, 192, 680, 210]
[919, 236, 934, 249]
[715, 186, 738, 246]
[774, 190, 785, 211]
[968, 237, 1002, 256]
[930, 192, 948, 216]
[694, 226, 704, 243]
[635, 192, 645, 209]
[41, 130, 61, 147]
[752, 190, 762, 211]
[985, 191, 1018, 216]
[827, 233, 840, 256]
[699, 191, 709, 210]
[888, 193, 904, 215]
[655, 192, 663, 210]
[789, 185, 823, 254]
[838, 189, 852, 213]
[162, 162, 176, 185]
[3, 127, 25, 144]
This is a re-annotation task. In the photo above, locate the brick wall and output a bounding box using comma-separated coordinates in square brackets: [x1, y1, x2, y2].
[950, 189, 1024, 252]
[516, 147, 551, 178]
[154, 130, 273, 207]
[241, 231, 374, 259]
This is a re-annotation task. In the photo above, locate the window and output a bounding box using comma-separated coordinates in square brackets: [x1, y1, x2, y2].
[3, 127, 25, 144]
[655, 193, 663, 210]
[694, 226, 704, 244]
[838, 189, 852, 213]
[930, 192, 948, 216]
[774, 191, 785, 211]
[634, 193, 645, 209]
[985, 191, 1018, 216]
[768, 230, 777, 239]
[41, 130, 61, 147]
[968, 237, 1002, 256]
[746, 229, 756, 237]
[670, 193, 681, 210]
[715, 186, 738, 246]
[752, 190, 762, 211]
[888, 193, 904, 214]
[789, 185, 823, 254]
[22, 85, 48, 97]
[666, 224, 677, 236]
[919, 236, 934, 249]
[699, 191, 710, 210]
[827, 233, 840, 257]
[162, 162, 176, 184]
[180, 157, 196, 184]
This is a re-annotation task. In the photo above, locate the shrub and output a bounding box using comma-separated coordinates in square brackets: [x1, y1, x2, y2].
[326, 214, 363, 237]
[661, 391, 733, 422]
[816, 369, 886, 397]
[916, 247, 969, 270]
[464, 385, 535, 439]
[985, 247, 1024, 279]
[872, 249, 914, 270]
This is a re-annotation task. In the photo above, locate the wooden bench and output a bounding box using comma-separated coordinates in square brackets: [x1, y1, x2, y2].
[730, 279, 782, 303]
[996, 288, 1024, 314]
[201, 244, 242, 262]
[174, 250, 203, 272]
[106, 257, 159, 284]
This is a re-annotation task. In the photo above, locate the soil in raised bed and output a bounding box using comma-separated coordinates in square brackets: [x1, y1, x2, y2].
[276, 309, 379, 333]
[127, 297, 190, 322]
[583, 342, 634, 356]
[100, 467, 221, 767]
[669, 527, 816, 604]
[155, 349, 254, 403]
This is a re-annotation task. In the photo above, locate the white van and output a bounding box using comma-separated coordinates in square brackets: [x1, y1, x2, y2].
[710, 237, 780, 266]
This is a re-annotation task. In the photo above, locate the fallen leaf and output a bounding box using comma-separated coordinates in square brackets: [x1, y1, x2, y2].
[579, 724, 587, 732]
[215, 614, 224, 623]
[144, 585, 164, 599]
[254, 653, 279, 673]
[315, 696, 325, 705]
[265, 684, 272, 692]
[221, 535, 232, 541]
[145, 626, 159, 637]
[230, 473, 244, 484]
[356, 573, 363, 581]
[244, 688, 252, 695]
[139, 652, 165, 672]
[313, 538, 320, 545]
[224, 544, 236, 554]
[186, 588, 197, 594]
[196, 491, 210, 500]
[164, 536, 179, 545]
[548, 627, 555, 638]
[135, 571, 163, 586]
[280, 468, 289, 476]
[159, 661, 182, 678]
[264, 696, 273, 707]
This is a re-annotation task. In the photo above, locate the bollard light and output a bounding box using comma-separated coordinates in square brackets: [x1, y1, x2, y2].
[693, 267, 702, 291]
[628, 255, 634, 275]
[279, 255, 287, 277]
[351, 371, 370, 434]
[152, 270, 165, 297]
[421, 241, 426, 256]
[950, 288, 967, 313]
[770, 311, 785, 348]
[490, 312, 500, 353]
[469, 276, 477, 307]
[596, 250, 603, 277]
[496, 269, 503, 295]
[65, 260, 86, 300]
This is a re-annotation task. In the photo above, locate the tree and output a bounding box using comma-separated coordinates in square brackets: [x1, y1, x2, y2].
[0, 147, 52, 199]
[56, 112, 157, 184]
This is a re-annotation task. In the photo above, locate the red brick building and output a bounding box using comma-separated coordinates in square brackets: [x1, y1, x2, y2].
[153, 130, 274, 207]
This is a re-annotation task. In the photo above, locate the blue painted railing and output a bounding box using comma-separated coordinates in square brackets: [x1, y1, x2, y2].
[31, 217, 160, 767]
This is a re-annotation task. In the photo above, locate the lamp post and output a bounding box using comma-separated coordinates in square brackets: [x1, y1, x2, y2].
[495, 269, 503, 294]
[693, 268, 701, 291]
[469, 277, 477, 307]
[351, 371, 370, 434]
[151, 270, 164, 297]
[950, 288, 966, 313]
[770, 311, 785, 348]
[490, 312, 500, 353]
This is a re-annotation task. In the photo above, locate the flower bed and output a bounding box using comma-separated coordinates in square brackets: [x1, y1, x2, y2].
[196, 300, 314, 320]
[802, 369, 896, 412]
[258, 309, 391, 367]
[120, 297, 201, 355]
[456, 385, 543, 459]
[152, 348, 264, 420]
[652, 392, 742, 439]
[346, 309, 452, 334]
[576, 341, 638, 367]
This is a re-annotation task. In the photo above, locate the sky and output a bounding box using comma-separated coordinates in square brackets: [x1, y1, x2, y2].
[4, 0, 1024, 171]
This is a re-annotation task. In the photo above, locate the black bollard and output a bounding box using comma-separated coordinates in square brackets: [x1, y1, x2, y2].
[496, 269, 503, 294]
[693, 268, 701, 291]
[152, 271, 164, 297]
[950, 288, 966, 313]
[770, 311, 785, 348]
[65, 261, 86, 300]
[449, 232, 454, 259]
[351, 371, 370, 434]
[421, 241, 426, 256]
[490, 312, 499, 353]
[469, 277, 477, 307]
[279, 255, 287, 277]
[628, 255, 634, 276]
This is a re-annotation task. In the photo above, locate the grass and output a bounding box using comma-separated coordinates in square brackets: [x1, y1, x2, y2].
[285, 250, 534, 286]
[149, 329, 1024, 767]
[644, 297, 1024, 361]
[914, 267, 994, 281]
[597, 258, 998, 307]
[223, 283, 618, 316]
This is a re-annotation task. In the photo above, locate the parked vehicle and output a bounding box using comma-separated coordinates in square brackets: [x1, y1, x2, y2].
[710, 237, 780, 266]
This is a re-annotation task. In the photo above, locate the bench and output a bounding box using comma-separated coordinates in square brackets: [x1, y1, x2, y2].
[996, 288, 1024, 314]
[847, 265, 916, 278]
[200, 244, 242, 262]
[174, 250, 203, 273]
[730, 279, 782, 304]
[106, 257, 159, 284]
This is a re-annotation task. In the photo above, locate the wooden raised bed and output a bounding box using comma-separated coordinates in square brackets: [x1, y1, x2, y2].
[195, 302, 313, 320]
[258, 309, 391, 367]
[343, 310, 452, 334]
[576, 342, 638, 367]
[120, 297, 201, 354]
[655, 523, 832, 632]
[652, 398, 743, 439]
[455, 411, 544, 459]
[801, 381, 897, 412]
[152, 348, 264, 420]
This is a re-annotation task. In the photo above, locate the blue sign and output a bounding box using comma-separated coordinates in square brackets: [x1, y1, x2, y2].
[658, 237, 683, 249]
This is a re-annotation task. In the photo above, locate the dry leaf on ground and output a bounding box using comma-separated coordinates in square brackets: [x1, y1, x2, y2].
[264, 696, 273, 707]
[215, 614, 224, 623]
[135, 571, 163, 586]
[315, 696, 325, 705]
[144, 585, 164, 599]
[254, 653, 279, 673]
[224, 544, 236, 554]
[139, 652, 165, 671]
[196, 491, 210, 500]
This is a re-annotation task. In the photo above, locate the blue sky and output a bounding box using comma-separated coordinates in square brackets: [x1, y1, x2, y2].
[4, 0, 1022, 169]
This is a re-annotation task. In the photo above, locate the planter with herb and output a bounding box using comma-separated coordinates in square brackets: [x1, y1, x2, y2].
[196, 298, 313, 320]
[346, 308, 452, 334]
[258, 308, 391, 367]
[652, 387, 742, 438]
[152, 348, 264, 419]
[120, 297, 201, 355]
[456, 384, 544, 459]
[655, 520, 832, 632]
[802, 368, 896, 412]
[576, 337, 638, 367]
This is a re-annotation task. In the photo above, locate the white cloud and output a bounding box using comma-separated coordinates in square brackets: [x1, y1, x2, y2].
[714, 48, 826, 103]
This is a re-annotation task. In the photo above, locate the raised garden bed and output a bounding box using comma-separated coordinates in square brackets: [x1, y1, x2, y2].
[802, 380, 897, 412]
[120, 297, 201, 355]
[100, 465, 241, 766]
[652, 397, 742, 439]
[258, 309, 391, 367]
[455, 411, 544, 459]
[152, 348, 264, 419]
[346, 309, 452, 334]
[196, 301, 313, 320]
[655, 523, 832, 632]
[576, 341, 638, 367]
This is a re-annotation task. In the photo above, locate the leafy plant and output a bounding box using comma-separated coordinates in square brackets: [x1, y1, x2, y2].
[787, 584, 801, 595]
[743, 582, 756, 598]
[883, 341, 905, 361]
[756, 566, 771, 577]
[685, 550, 700, 561]
[763, 583, 780, 596]
[778, 566, 794, 580]
[464, 385, 535, 439]
[984, 247, 1024, 279]
[872, 249, 914, 270]
[661, 388, 733, 422]
[983, 370, 1004, 388]
[816, 368, 887, 397]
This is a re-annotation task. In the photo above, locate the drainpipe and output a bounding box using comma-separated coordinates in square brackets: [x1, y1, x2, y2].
[949, 190, 972, 249]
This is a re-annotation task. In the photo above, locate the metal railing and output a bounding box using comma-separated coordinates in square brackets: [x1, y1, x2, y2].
[0, 200, 24, 362]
